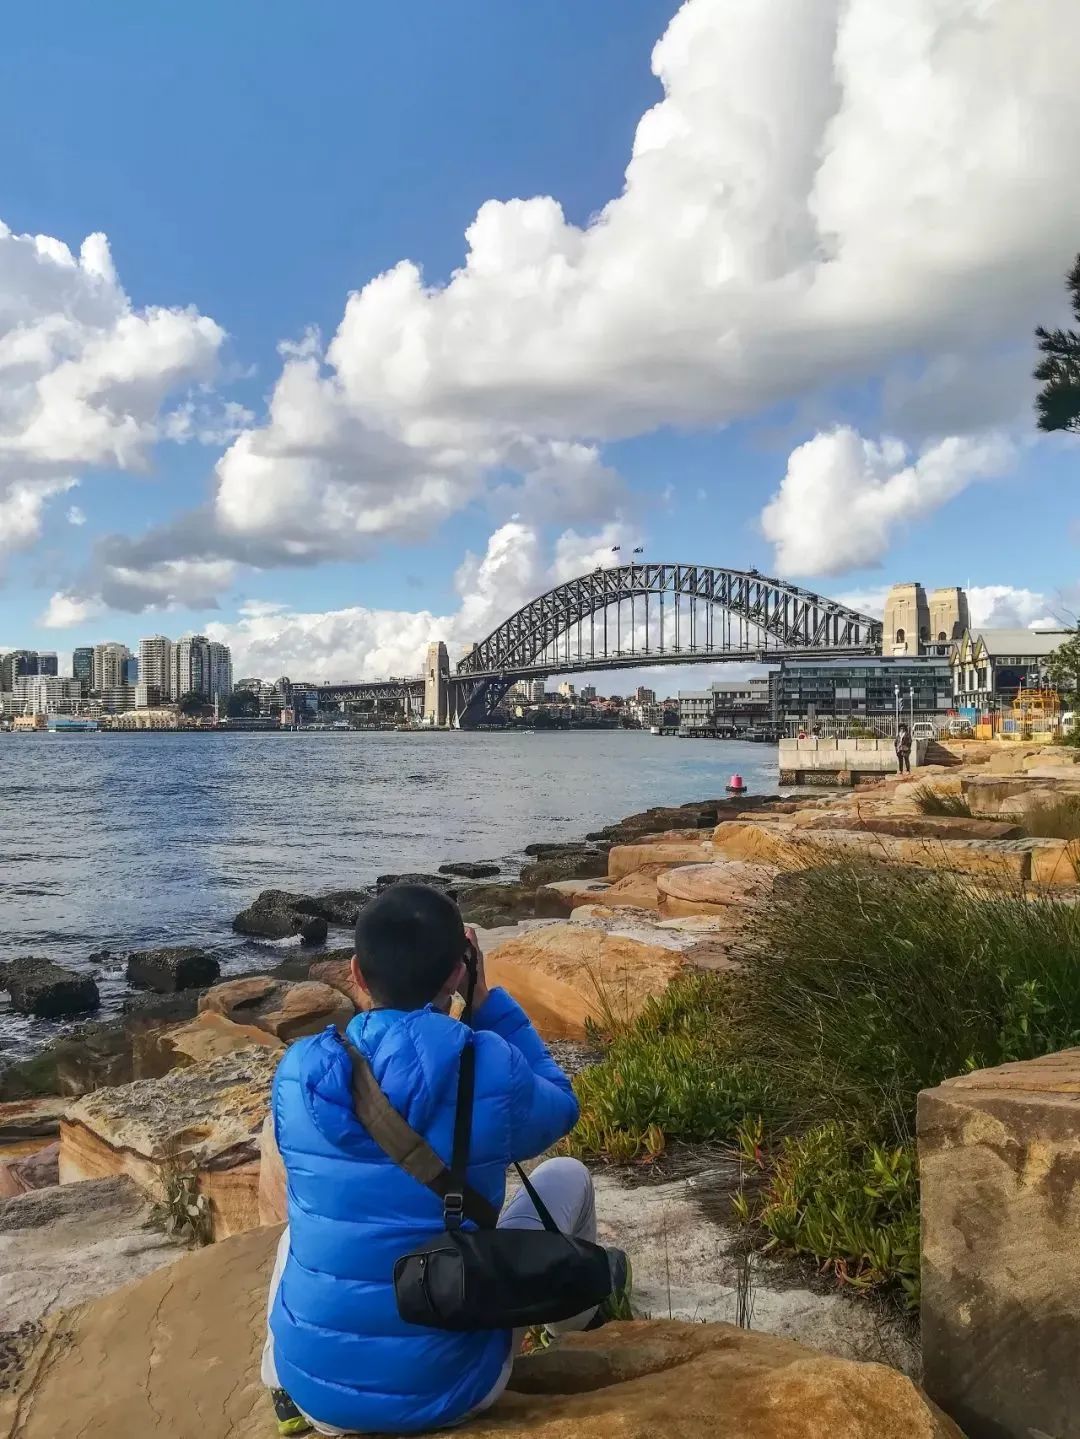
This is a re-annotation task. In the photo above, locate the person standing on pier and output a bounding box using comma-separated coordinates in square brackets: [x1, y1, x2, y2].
[895, 724, 913, 774]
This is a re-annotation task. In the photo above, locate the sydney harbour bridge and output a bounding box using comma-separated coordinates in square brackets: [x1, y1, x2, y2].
[307, 563, 882, 730]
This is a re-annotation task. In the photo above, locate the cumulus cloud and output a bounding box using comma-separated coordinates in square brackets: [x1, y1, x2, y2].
[967, 585, 1057, 630]
[39, 591, 104, 628]
[0, 219, 223, 572]
[79, 0, 1078, 601]
[66, 503, 86, 526]
[760, 426, 1013, 575]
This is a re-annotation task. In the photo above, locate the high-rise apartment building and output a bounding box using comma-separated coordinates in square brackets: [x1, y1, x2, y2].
[0, 650, 41, 690]
[37, 652, 58, 677]
[172, 635, 233, 703]
[73, 648, 94, 692]
[13, 676, 84, 715]
[93, 643, 132, 693]
[138, 636, 174, 704]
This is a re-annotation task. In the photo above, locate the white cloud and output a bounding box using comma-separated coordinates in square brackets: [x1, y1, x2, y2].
[94, 0, 1079, 595]
[760, 426, 1013, 576]
[66, 503, 86, 526]
[0, 219, 223, 572]
[967, 585, 1057, 630]
[39, 591, 104, 628]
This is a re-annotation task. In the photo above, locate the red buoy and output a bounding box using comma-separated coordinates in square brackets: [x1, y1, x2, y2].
[727, 773, 747, 793]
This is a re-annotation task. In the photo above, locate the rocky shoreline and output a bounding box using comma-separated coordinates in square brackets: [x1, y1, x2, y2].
[0, 791, 777, 1100]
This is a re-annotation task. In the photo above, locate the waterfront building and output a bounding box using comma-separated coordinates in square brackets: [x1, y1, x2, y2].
[0, 694, 26, 718]
[73, 647, 94, 693]
[12, 713, 47, 732]
[776, 656, 952, 721]
[100, 707, 179, 730]
[634, 686, 656, 705]
[950, 628, 1070, 710]
[99, 683, 137, 713]
[0, 650, 41, 690]
[678, 677, 771, 732]
[139, 635, 174, 699]
[172, 636, 233, 703]
[13, 676, 84, 715]
[93, 642, 132, 694]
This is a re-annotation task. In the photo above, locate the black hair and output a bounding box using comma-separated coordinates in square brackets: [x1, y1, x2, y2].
[354, 883, 466, 1010]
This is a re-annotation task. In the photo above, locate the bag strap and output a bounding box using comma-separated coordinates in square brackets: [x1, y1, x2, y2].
[342, 1037, 500, 1231]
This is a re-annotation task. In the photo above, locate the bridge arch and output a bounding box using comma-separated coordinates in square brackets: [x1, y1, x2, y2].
[456, 563, 881, 678]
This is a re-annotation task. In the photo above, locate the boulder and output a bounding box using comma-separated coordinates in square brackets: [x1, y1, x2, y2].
[133, 1011, 284, 1080]
[126, 947, 221, 993]
[59, 1046, 279, 1241]
[0, 1140, 58, 1199]
[375, 871, 457, 895]
[0, 1096, 68, 1148]
[0, 958, 99, 1019]
[232, 892, 329, 944]
[306, 957, 368, 1006]
[302, 889, 371, 927]
[0, 1222, 961, 1439]
[520, 850, 608, 887]
[199, 976, 355, 1041]
[920, 1047, 1080, 1439]
[657, 861, 777, 918]
[523, 841, 599, 857]
[607, 839, 716, 880]
[583, 867, 664, 912]
[959, 774, 1059, 817]
[458, 882, 538, 928]
[0, 1175, 187, 1337]
[485, 914, 730, 1040]
[438, 860, 501, 879]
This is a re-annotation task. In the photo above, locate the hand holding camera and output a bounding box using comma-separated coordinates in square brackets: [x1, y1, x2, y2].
[462, 927, 490, 1012]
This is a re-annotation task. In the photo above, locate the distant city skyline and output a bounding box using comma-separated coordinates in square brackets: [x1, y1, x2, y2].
[0, 0, 1077, 691]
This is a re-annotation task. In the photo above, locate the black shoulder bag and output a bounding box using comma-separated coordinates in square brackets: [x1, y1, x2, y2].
[342, 971, 613, 1332]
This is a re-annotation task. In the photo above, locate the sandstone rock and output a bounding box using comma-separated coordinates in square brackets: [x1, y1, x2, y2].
[797, 813, 1025, 841]
[0, 959, 99, 1019]
[0, 1141, 58, 1199]
[0, 1222, 960, 1439]
[438, 860, 501, 879]
[305, 957, 371, 1008]
[59, 1046, 279, 1240]
[959, 773, 1059, 817]
[0, 1096, 68, 1146]
[541, 879, 612, 913]
[607, 839, 715, 880]
[133, 1011, 284, 1080]
[232, 892, 329, 944]
[198, 976, 354, 1040]
[583, 867, 664, 911]
[657, 861, 777, 918]
[920, 1047, 1080, 1439]
[485, 915, 726, 1039]
[520, 850, 608, 887]
[126, 946, 221, 993]
[0, 1175, 188, 1343]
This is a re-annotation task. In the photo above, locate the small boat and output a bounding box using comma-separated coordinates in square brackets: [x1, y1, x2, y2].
[48, 715, 99, 733]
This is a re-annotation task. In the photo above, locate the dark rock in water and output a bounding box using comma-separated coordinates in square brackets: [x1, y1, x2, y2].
[86, 950, 115, 966]
[375, 872, 458, 896]
[522, 842, 597, 859]
[457, 882, 537, 928]
[519, 851, 607, 888]
[121, 991, 202, 1024]
[438, 861, 501, 880]
[0, 959, 100, 1020]
[125, 947, 221, 994]
[304, 889, 371, 927]
[233, 891, 329, 945]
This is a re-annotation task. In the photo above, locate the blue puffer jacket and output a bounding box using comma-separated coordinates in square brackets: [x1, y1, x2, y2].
[268, 988, 579, 1434]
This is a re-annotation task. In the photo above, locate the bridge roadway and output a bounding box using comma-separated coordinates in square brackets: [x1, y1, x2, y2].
[301, 563, 883, 728]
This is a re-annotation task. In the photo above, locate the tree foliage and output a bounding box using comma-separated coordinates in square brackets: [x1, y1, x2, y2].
[1034, 253, 1080, 434]
[1047, 630, 1080, 702]
[177, 690, 209, 717]
[226, 689, 259, 718]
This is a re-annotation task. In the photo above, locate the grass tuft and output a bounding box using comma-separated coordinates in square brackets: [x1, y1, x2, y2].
[911, 783, 973, 817]
[1021, 793, 1080, 840]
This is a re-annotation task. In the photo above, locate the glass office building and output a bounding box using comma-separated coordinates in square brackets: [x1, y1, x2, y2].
[776, 656, 952, 719]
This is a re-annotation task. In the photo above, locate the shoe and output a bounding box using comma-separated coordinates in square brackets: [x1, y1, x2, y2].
[270, 1388, 313, 1436]
[585, 1248, 633, 1329]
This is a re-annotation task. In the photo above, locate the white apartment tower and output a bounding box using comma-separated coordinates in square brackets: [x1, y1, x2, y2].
[92, 642, 132, 693]
[138, 635, 174, 704]
[172, 635, 233, 703]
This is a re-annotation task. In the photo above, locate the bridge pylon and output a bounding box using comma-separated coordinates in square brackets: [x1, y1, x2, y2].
[424, 641, 450, 726]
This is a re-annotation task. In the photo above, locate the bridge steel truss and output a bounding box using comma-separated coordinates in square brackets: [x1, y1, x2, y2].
[449, 563, 881, 726]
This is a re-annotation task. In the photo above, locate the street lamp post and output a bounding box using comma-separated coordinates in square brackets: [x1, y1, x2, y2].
[894, 684, 900, 733]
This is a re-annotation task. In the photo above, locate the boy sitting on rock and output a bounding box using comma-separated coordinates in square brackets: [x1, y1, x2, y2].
[261, 882, 630, 1436]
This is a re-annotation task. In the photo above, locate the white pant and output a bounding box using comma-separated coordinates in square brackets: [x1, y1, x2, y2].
[262, 1157, 599, 1437]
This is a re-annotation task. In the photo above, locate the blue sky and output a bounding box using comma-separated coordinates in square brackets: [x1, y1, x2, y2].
[1, 0, 1077, 681]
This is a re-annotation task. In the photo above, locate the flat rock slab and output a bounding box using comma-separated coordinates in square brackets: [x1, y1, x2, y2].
[126, 947, 221, 993]
[0, 1175, 186, 1334]
[0, 1223, 958, 1439]
[199, 976, 355, 1041]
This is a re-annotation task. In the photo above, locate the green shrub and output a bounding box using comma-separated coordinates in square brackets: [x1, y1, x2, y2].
[743, 860, 1080, 1144]
[565, 973, 771, 1161]
[911, 783, 973, 817]
[734, 1120, 920, 1308]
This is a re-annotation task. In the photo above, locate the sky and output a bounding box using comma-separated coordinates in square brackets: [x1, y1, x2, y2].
[1, 0, 1078, 692]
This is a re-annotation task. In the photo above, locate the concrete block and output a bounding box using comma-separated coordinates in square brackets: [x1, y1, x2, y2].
[920, 1049, 1080, 1438]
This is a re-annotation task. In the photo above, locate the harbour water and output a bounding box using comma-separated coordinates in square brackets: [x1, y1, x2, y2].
[0, 729, 777, 1058]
